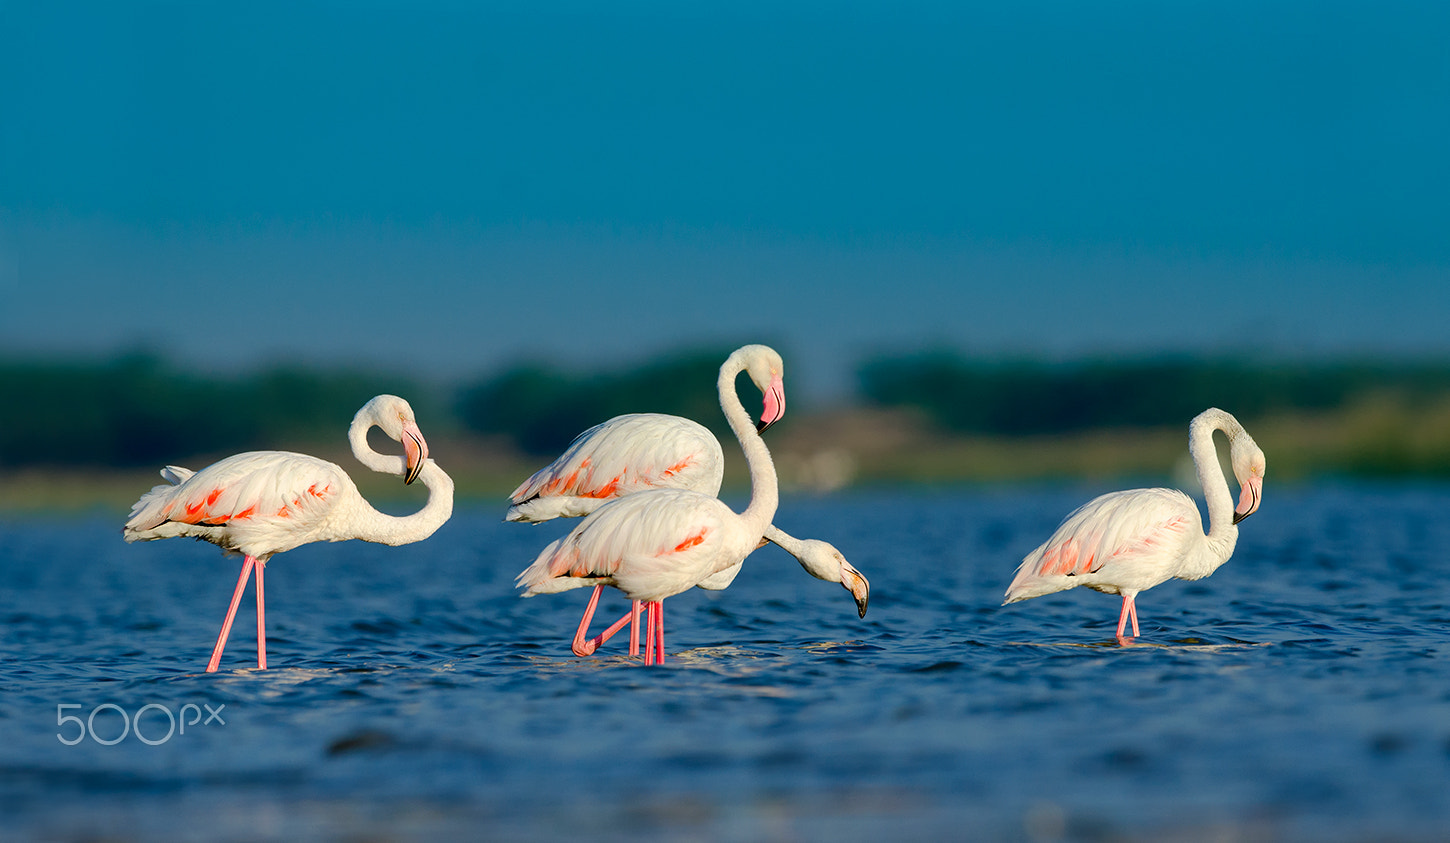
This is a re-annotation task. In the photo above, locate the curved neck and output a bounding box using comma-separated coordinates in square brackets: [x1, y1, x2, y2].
[349, 459, 456, 546]
[349, 414, 407, 477]
[718, 356, 779, 538]
[345, 414, 455, 545]
[1189, 412, 1239, 555]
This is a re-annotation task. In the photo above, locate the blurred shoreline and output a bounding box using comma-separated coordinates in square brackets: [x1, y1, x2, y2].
[6, 402, 1448, 515]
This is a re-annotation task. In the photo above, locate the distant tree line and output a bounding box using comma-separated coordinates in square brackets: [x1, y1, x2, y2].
[857, 351, 1450, 434]
[0, 354, 432, 469]
[456, 346, 738, 454]
[7, 349, 1450, 469]
[0, 347, 739, 468]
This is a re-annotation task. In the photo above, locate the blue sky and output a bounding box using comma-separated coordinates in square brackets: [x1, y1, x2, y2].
[3, 1, 1448, 400]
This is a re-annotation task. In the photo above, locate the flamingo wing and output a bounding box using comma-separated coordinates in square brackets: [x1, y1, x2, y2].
[507, 414, 724, 520]
[124, 451, 349, 538]
[1006, 488, 1200, 600]
[516, 488, 731, 600]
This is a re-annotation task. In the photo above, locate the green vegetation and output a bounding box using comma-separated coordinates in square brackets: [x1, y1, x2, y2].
[857, 350, 1450, 435]
[0, 353, 435, 469]
[5, 349, 1450, 512]
[457, 347, 737, 455]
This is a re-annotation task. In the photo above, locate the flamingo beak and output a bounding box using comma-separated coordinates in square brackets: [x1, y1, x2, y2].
[841, 563, 870, 619]
[757, 374, 786, 434]
[1232, 475, 1262, 524]
[402, 423, 429, 485]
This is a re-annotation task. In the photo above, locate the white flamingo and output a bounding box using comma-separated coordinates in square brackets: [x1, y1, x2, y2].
[1004, 407, 1265, 642]
[507, 412, 870, 642]
[123, 394, 455, 672]
[515, 344, 785, 664]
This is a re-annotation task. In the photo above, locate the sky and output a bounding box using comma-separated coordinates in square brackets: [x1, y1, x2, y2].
[2, 1, 1448, 401]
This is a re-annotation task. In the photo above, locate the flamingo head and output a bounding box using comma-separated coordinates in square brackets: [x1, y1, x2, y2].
[735, 344, 786, 433]
[360, 394, 430, 484]
[1229, 434, 1266, 525]
[794, 539, 870, 618]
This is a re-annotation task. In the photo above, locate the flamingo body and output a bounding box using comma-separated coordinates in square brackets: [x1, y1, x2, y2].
[507, 413, 723, 523]
[126, 451, 363, 558]
[1005, 487, 1204, 604]
[124, 394, 455, 671]
[508, 412, 869, 617]
[518, 488, 752, 603]
[514, 344, 787, 664]
[1004, 407, 1266, 640]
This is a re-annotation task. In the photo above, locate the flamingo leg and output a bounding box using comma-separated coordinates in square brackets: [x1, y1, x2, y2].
[254, 558, 267, 670]
[573, 587, 643, 657]
[571, 585, 605, 656]
[1115, 593, 1140, 640]
[206, 555, 256, 673]
[641, 601, 665, 666]
[629, 600, 641, 656]
[643, 602, 657, 665]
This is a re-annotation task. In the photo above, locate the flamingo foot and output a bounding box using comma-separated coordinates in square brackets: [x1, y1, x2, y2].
[573, 588, 643, 657]
[571, 586, 604, 656]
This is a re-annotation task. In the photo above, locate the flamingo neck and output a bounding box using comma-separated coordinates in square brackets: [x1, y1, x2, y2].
[348, 459, 456, 546]
[345, 412, 455, 546]
[719, 355, 779, 540]
[762, 524, 794, 551]
[349, 413, 408, 478]
[762, 525, 837, 583]
[1188, 410, 1241, 568]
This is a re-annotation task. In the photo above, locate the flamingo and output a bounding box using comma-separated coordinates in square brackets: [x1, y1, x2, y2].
[515, 344, 785, 664]
[1003, 407, 1265, 642]
[123, 394, 455, 672]
[506, 412, 870, 653]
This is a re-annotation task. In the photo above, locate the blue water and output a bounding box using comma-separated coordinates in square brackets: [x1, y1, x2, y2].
[3, 483, 1449, 841]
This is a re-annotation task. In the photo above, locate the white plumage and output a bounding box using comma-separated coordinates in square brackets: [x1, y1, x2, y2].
[514, 344, 787, 664]
[507, 412, 869, 619]
[518, 488, 744, 601]
[1004, 407, 1266, 641]
[127, 451, 357, 558]
[507, 413, 723, 523]
[124, 394, 455, 672]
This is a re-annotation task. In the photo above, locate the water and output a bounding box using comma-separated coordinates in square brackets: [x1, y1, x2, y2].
[3, 483, 1449, 841]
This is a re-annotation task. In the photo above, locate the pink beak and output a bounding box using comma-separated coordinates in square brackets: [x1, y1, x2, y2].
[402, 422, 429, 485]
[1233, 475, 1262, 524]
[757, 374, 786, 433]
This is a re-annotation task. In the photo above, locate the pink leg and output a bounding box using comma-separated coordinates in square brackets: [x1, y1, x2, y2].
[254, 558, 267, 670]
[642, 601, 665, 665]
[571, 585, 605, 656]
[573, 587, 641, 657]
[1115, 593, 1140, 640]
[206, 556, 255, 673]
[643, 602, 658, 665]
[629, 600, 641, 656]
